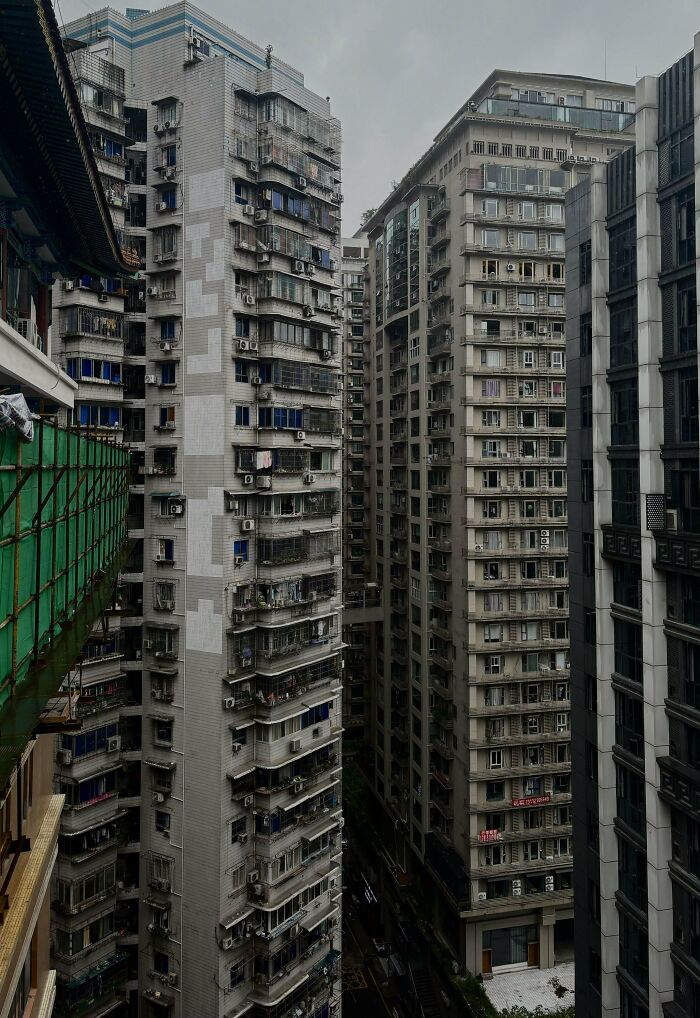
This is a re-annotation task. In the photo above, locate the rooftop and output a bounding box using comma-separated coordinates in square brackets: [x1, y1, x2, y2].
[484, 961, 575, 1014]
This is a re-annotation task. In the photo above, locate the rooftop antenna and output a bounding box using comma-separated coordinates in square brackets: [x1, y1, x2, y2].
[265, 44, 273, 69]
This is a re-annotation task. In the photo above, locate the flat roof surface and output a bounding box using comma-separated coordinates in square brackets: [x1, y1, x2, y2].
[484, 961, 575, 1013]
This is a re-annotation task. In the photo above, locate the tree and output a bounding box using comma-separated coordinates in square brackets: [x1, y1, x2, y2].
[359, 208, 377, 229]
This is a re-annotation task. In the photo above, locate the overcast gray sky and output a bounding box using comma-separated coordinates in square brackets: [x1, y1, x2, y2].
[59, 0, 700, 232]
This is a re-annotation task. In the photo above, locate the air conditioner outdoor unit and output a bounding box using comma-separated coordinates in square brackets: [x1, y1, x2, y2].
[221, 935, 234, 950]
[238, 339, 251, 351]
[234, 555, 244, 565]
[506, 263, 516, 272]
[238, 833, 248, 845]
[289, 739, 302, 753]
[303, 305, 315, 317]
[248, 871, 259, 884]
[243, 475, 254, 485]
[107, 736, 121, 753]
[243, 795, 254, 807]
[154, 553, 166, 562]
[98, 293, 109, 302]
[257, 253, 270, 264]
[164, 168, 176, 180]
[249, 161, 259, 173]
[256, 475, 271, 488]
[304, 473, 315, 484]
[223, 697, 235, 709]
[293, 259, 305, 274]
[261, 154, 273, 165]
[296, 175, 307, 189]
[160, 341, 173, 352]
[243, 204, 255, 216]
[251, 376, 262, 385]
[321, 349, 332, 360]
[62, 280, 75, 291]
[539, 326, 548, 334]
[241, 519, 255, 532]
[558, 96, 566, 106]
[157, 202, 168, 212]
[306, 263, 315, 276]
[169, 503, 183, 516]
[146, 286, 160, 296]
[244, 295, 256, 305]
[477, 891, 487, 901]
[167, 974, 178, 987]
[59, 749, 72, 765]
[254, 210, 268, 223]
[474, 544, 483, 552]
[145, 374, 157, 384]
[232, 742, 243, 753]
[259, 389, 272, 401]
[295, 431, 306, 441]
[153, 791, 165, 803]
[248, 339, 259, 352]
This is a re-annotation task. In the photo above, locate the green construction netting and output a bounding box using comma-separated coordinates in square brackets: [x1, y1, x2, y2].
[0, 421, 128, 711]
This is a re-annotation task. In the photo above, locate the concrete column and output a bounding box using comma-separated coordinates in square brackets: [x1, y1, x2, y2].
[539, 907, 556, 968]
[635, 73, 674, 1015]
[590, 162, 620, 1018]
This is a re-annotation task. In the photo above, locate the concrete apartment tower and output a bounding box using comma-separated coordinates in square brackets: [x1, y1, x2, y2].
[53, 7, 343, 1017]
[568, 42, 700, 1018]
[362, 72, 635, 981]
[340, 233, 377, 755]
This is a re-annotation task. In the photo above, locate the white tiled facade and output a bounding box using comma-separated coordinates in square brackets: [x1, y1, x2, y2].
[53, 8, 342, 1017]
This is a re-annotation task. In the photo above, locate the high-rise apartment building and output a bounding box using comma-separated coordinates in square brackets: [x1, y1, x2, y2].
[568, 42, 700, 1018]
[340, 234, 377, 755]
[54, 8, 343, 1018]
[363, 71, 634, 981]
[0, 1, 129, 1013]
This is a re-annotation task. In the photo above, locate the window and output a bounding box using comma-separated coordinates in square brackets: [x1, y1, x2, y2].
[581, 386, 592, 427]
[548, 233, 564, 252]
[230, 961, 245, 989]
[482, 199, 498, 217]
[519, 201, 536, 220]
[579, 239, 591, 284]
[155, 810, 171, 833]
[546, 204, 563, 222]
[234, 405, 250, 427]
[489, 749, 503, 769]
[518, 292, 536, 307]
[518, 232, 537, 250]
[473, 141, 485, 154]
[548, 293, 563, 308]
[486, 781, 504, 801]
[233, 539, 249, 562]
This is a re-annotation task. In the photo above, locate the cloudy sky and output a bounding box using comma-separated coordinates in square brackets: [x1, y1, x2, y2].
[59, 0, 700, 232]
